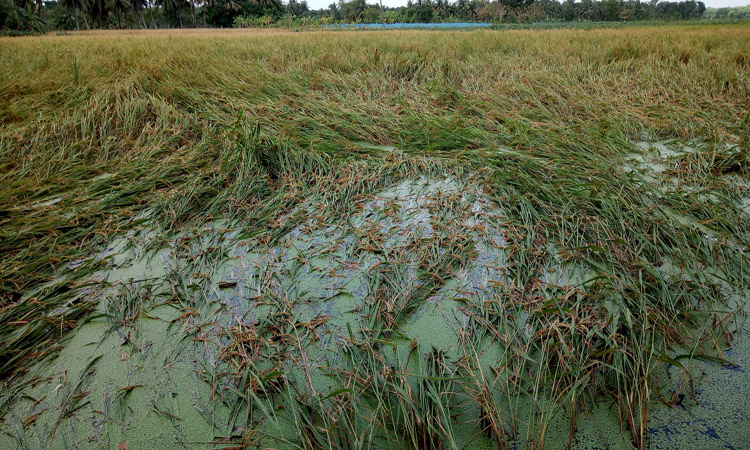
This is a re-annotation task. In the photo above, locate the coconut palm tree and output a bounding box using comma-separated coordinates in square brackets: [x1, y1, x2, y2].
[251, 0, 283, 14]
[112, 0, 130, 28]
[60, 0, 89, 29]
[88, 0, 110, 27]
[131, 0, 148, 27]
[155, 0, 188, 26]
[146, 0, 157, 27]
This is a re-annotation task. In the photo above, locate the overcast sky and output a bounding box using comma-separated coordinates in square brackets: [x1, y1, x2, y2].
[307, 0, 749, 11]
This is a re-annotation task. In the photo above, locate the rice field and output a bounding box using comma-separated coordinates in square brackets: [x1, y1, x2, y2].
[0, 24, 749, 449]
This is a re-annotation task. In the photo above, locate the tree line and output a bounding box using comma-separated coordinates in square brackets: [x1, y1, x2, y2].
[1, 0, 740, 33]
[702, 5, 750, 19]
[302, 0, 709, 25]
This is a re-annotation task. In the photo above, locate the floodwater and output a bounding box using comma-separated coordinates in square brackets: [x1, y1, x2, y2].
[619, 140, 750, 447]
[0, 142, 748, 448]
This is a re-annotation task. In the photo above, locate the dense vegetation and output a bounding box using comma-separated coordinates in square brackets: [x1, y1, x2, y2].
[235, 0, 712, 27]
[704, 4, 750, 19]
[1, 0, 744, 33]
[1, 24, 748, 449]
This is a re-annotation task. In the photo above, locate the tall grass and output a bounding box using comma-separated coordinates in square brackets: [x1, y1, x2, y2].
[0, 25, 748, 448]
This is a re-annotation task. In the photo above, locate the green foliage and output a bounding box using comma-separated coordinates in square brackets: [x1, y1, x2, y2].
[0, 0, 46, 32]
[0, 0, 730, 32]
[704, 5, 750, 20]
[0, 0, 15, 29]
[231, 0, 723, 29]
